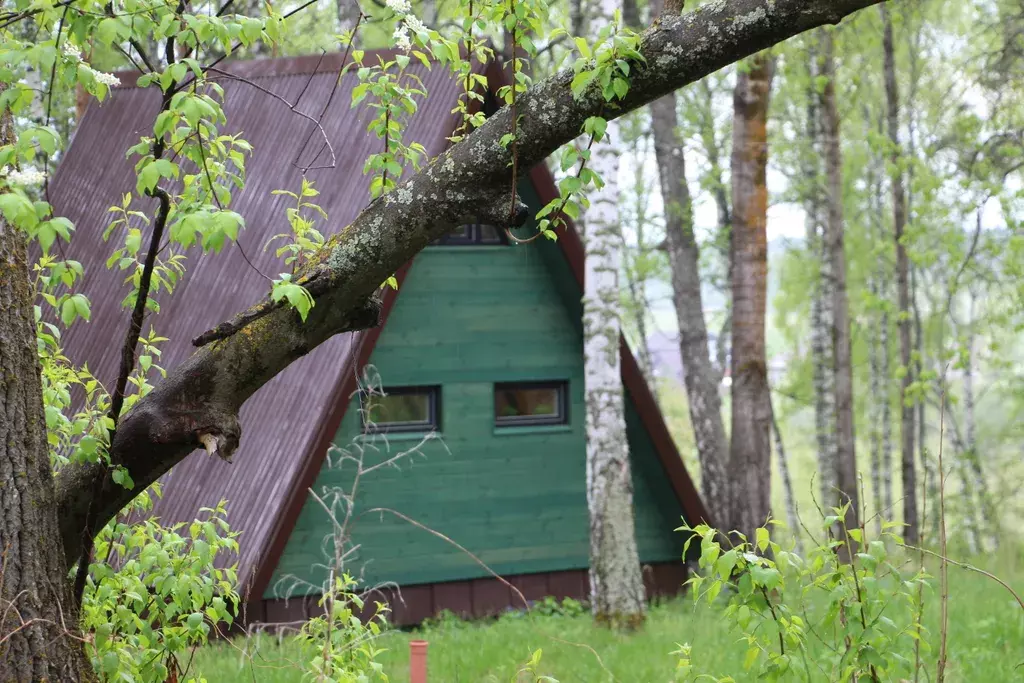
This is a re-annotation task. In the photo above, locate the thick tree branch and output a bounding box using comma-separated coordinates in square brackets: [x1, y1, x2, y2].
[54, 0, 885, 566]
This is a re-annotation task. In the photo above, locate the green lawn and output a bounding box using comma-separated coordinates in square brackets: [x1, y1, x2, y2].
[192, 552, 1023, 682]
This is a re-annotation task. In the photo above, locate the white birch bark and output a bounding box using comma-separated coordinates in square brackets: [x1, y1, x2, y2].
[581, 0, 645, 627]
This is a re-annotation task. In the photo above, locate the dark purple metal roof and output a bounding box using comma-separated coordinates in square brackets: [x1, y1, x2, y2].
[49, 51, 466, 590]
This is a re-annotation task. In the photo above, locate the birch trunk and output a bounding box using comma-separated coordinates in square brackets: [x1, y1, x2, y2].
[805, 41, 837, 513]
[727, 52, 775, 542]
[820, 30, 861, 541]
[650, 91, 729, 522]
[0, 100, 94, 680]
[906, 21, 937, 539]
[581, 0, 645, 629]
[880, 2, 919, 545]
[866, 122, 891, 531]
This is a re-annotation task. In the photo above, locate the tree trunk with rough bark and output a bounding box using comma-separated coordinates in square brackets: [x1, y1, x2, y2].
[0, 103, 94, 680]
[649, 89, 728, 524]
[866, 118, 890, 532]
[819, 30, 860, 541]
[580, 0, 645, 630]
[727, 52, 775, 542]
[905, 23, 937, 539]
[880, 2, 919, 546]
[804, 40, 837, 514]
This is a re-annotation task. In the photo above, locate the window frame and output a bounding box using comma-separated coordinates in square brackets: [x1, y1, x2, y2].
[432, 223, 506, 246]
[493, 380, 569, 427]
[360, 386, 441, 434]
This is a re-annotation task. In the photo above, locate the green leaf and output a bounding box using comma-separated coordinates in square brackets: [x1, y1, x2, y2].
[756, 527, 770, 552]
[743, 646, 759, 671]
[749, 565, 781, 591]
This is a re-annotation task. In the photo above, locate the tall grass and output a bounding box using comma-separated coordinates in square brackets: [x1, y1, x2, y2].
[193, 549, 1023, 682]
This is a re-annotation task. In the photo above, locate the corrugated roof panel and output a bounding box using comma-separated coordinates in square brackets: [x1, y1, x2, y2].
[50, 51, 466, 587]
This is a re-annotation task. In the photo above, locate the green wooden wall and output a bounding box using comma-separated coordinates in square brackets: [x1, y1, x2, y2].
[267, 225, 687, 598]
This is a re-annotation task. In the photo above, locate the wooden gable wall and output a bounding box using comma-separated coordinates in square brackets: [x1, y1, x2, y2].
[265, 186, 685, 599]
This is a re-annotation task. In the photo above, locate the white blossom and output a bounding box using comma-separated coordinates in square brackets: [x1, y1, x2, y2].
[62, 42, 82, 60]
[2, 167, 47, 186]
[404, 15, 426, 35]
[89, 69, 121, 87]
[393, 25, 411, 51]
[385, 0, 411, 14]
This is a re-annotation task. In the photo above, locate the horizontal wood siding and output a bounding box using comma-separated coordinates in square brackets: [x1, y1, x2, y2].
[254, 562, 688, 627]
[267, 242, 684, 598]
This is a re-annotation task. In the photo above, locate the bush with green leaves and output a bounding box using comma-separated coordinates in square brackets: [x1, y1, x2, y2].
[297, 573, 390, 682]
[80, 493, 240, 682]
[674, 508, 930, 682]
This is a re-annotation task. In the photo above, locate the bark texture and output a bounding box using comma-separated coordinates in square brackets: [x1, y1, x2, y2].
[650, 93, 728, 524]
[0, 106, 94, 680]
[819, 30, 861, 539]
[866, 124, 890, 532]
[805, 42, 838, 512]
[727, 52, 775, 541]
[49, 0, 885, 568]
[880, 2, 919, 545]
[581, 0, 646, 628]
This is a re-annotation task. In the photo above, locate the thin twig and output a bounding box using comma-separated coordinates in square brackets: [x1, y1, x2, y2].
[362, 507, 530, 609]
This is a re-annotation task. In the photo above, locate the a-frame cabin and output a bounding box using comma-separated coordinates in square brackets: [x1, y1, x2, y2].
[51, 50, 709, 626]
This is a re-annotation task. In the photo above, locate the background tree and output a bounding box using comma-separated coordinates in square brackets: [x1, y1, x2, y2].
[726, 51, 775, 541]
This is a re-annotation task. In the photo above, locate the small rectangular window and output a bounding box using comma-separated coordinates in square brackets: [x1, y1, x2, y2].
[431, 224, 506, 245]
[494, 381, 568, 427]
[361, 387, 439, 433]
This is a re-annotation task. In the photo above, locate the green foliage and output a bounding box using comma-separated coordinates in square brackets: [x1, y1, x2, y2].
[513, 648, 559, 682]
[81, 494, 240, 683]
[676, 515, 930, 682]
[532, 596, 588, 618]
[297, 574, 390, 682]
[532, 17, 645, 241]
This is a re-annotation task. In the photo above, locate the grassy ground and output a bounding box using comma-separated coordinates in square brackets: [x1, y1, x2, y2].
[192, 552, 1023, 682]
